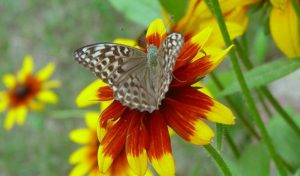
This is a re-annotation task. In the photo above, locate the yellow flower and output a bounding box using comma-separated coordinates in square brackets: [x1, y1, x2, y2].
[0, 55, 60, 130]
[270, 0, 300, 57]
[70, 112, 153, 176]
[76, 19, 235, 175]
[164, 0, 259, 47]
[69, 112, 99, 176]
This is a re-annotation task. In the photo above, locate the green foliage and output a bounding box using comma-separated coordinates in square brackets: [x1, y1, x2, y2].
[268, 108, 300, 171]
[229, 144, 270, 176]
[158, 0, 187, 22]
[108, 0, 162, 27]
[253, 28, 268, 65]
[218, 59, 300, 97]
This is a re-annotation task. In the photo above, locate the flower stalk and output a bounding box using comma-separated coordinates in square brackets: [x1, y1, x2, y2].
[234, 39, 300, 138]
[205, 0, 287, 175]
[204, 144, 232, 176]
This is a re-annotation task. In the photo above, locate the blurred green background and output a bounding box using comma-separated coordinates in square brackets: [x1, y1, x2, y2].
[0, 0, 142, 175]
[1, 0, 300, 176]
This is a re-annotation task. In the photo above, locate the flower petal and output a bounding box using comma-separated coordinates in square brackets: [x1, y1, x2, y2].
[70, 128, 97, 145]
[162, 103, 214, 145]
[43, 80, 61, 89]
[29, 100, 44, 111]
[17, 55, 34, 82]
[2, 74, 16, 89]
[114, 38, 138, 47]
[146, 19, 167, 47]
[192, 82, 213, 97]
[125, 110, 148, 175]
[69, 160, 94, 176]
[172, 46, 232, 87]
[270, 0, 300, 57]
[98, 112, 131, 173]
[85, 112, 99, 130]
[0, 92, 9, 112]
[76, 80, 112, 108]
[4, 109, 16, 130]
[206, 22, 244, 48]
[15, 106, 28, 125]
[99, 100, 127, 129]
[36, 63, 55, 81]
[147, 111, 175, 175]
[37, 90, 58, 104]
[175, 27, 213, 70]
[69, 146, 92, 164]
[109, 151, 134, 176]
[168, 87, 235, 124]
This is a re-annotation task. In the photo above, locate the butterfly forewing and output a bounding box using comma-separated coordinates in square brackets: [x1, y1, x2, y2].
[74, 33, 184, 112]
[74, 43, 158, 112]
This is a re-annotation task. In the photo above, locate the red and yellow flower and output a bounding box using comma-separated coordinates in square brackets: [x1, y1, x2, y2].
[0, 55, 59, 130]
[77, 19, 235, 175]
[269, 0, 300, 57]
[70, 112, 153, 176]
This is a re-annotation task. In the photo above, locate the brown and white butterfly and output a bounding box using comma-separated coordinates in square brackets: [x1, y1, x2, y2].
[74, 33, 184, 112]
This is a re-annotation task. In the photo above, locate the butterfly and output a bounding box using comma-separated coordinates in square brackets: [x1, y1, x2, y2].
[74, 33, 184, 112]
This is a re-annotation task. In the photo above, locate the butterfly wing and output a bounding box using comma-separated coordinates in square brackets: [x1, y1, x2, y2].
[155, 33, 184, 104]
[74, 43, 158, 112]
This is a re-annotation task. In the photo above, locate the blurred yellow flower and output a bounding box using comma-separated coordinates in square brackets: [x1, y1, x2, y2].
[270, 0, 300, 57]
[69, 112, 99, 176]
[0, 55, 60, 130]
[164, 0, 259, 47]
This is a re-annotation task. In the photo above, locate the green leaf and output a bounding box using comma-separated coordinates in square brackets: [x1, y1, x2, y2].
[228, 144, 270, 176]
[158, 0, 187, 22]
[253, 28, 268, 65]
[268, 107, 300, 171]
[217, 58, 300, 97]
[108, 0, 162, 27]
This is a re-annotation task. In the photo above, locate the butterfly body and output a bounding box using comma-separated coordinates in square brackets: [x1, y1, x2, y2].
[75, 33, 184, 112]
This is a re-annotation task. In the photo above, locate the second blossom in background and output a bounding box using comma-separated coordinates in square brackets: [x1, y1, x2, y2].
[0, 55, 60, 130]
[269, 0, 300, 58]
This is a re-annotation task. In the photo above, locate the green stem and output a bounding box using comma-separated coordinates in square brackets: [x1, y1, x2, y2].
[46, 109, 89, 119]
[224, 128, 240, 158]
[204, 144, 232, 176]
[205, 0, 287, 175]
[235, 38, 300, 137]
[290, 0, 300, 19]
[210, 73, 260, 139]
[256, 88, 273, 117]
[216, 124, 223, 150]
[235, 40, 274, 117]
[261, 87, 300, 138]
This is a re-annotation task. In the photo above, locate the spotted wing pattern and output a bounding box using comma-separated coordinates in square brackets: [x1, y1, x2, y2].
[155, 33, 184, 106]
[74, 43, 157, 112]
[74, 33, 184, 112]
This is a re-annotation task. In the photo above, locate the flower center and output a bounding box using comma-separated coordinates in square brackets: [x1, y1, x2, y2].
[14, 85, 30, 99]
[9, 75, 41, 107]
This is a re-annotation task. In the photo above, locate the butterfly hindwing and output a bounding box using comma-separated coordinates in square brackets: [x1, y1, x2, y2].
[156, 33, 184, 103]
